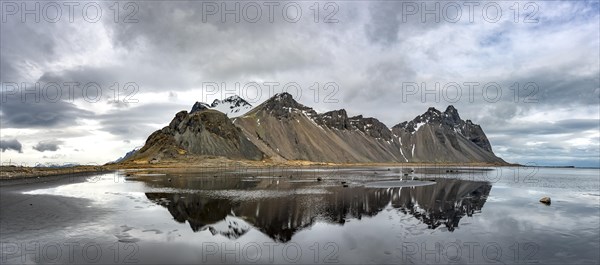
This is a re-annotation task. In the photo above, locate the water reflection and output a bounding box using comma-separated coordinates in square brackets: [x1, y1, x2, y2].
[142, 176, 491, 242]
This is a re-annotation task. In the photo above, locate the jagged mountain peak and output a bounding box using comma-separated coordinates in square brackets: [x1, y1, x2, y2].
[426, 107, 442, 114]
[395, 105, 465, 132]
[445, 105, 457, 112]
[321, 109, 348, 118]
[443, 105, 461, 123]
[391, 105, 496, 155]
[250, 92, 316, 119]
[393, 107, 445, 133]
[267, 92, 303, 108]
[421, 107, 444, 121]
[190, 102, 211, 114]
[274, 92, 293, 99]
[212, 95, 250, 107]
[190, 95, 252, 117]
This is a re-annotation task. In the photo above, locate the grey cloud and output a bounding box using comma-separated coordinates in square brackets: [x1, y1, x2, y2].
[364, 1, 403, 44]
[490, 119, 599, 135]
[0, 20, 60, 83]
[364, 1, 454, 45]
[0, 139, 23, 153]
[0, 95, 94, 128]
[168, 92, 178, 101]
[33, 140, 63, 152]
[1, 1, 598, 167]
[97, 102, 189, 139]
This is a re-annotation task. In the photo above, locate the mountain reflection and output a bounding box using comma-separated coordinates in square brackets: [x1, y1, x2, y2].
[144, 178, 491, 242]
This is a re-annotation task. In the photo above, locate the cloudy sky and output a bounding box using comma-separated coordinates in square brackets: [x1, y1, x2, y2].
[1, 1, 598, 167]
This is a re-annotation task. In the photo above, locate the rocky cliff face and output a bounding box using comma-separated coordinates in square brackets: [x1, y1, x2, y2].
[126, 93, 504, 164]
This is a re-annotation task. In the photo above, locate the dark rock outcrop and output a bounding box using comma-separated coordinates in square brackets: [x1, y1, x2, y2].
[126, 109, 264, 162]
[190, 102, 211, 114]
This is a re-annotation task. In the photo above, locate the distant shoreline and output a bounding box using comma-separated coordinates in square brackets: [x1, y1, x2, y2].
[3, 158, 593, 181]
[0, 165, 111, 182]
[0, 159, 531, 180]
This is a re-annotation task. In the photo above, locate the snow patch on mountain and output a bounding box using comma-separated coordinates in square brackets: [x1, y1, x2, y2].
[414, 122, 426, 133]
[191, 95, 253, 117]
[210, 96, 253, 117]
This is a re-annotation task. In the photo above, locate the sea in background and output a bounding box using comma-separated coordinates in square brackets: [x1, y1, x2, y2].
[1, 167, 598, 264]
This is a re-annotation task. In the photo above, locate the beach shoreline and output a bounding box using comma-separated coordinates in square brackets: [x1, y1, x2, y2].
[1, 158, 523, 181]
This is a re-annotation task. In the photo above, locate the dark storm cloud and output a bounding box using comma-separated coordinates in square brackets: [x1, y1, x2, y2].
[0, 13, 80, 83]
[0, 139, 23, 153]
[33, 140, 63, 152]
[0, 95, 94, 128]
[20, 1, 342, 95]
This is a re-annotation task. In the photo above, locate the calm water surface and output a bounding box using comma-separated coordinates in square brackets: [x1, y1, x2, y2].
[2, 167, 599, 264]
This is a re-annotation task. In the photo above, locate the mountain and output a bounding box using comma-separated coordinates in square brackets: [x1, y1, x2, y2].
[234, 93, 504, 164]
[125, 93, 505, 164]
[390, 106, 503, 163]
[191, 95, 252, 117]
[124, 108, 264, 163]
[110, 146, 141, 164]
[233, 93, 405, 162]
[34, 162, 80, 168]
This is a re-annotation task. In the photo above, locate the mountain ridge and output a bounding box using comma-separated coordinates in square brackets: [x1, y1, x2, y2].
[122, 93, 506, 164]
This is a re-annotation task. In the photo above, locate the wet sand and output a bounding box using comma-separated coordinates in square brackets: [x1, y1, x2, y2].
[0, 173, 118, 264]
[0, 173, 105, 234]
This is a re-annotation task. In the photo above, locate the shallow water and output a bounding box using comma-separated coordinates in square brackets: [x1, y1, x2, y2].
[1, 167, 599, 264]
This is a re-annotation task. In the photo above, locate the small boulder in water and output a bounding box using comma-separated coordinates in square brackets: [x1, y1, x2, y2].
[539, 197, 551, 204]
[317, 177, 322, 182]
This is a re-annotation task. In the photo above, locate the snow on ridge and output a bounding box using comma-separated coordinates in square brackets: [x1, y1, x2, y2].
[413, 122, 426, 133]
[209, 96, 253, 117]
